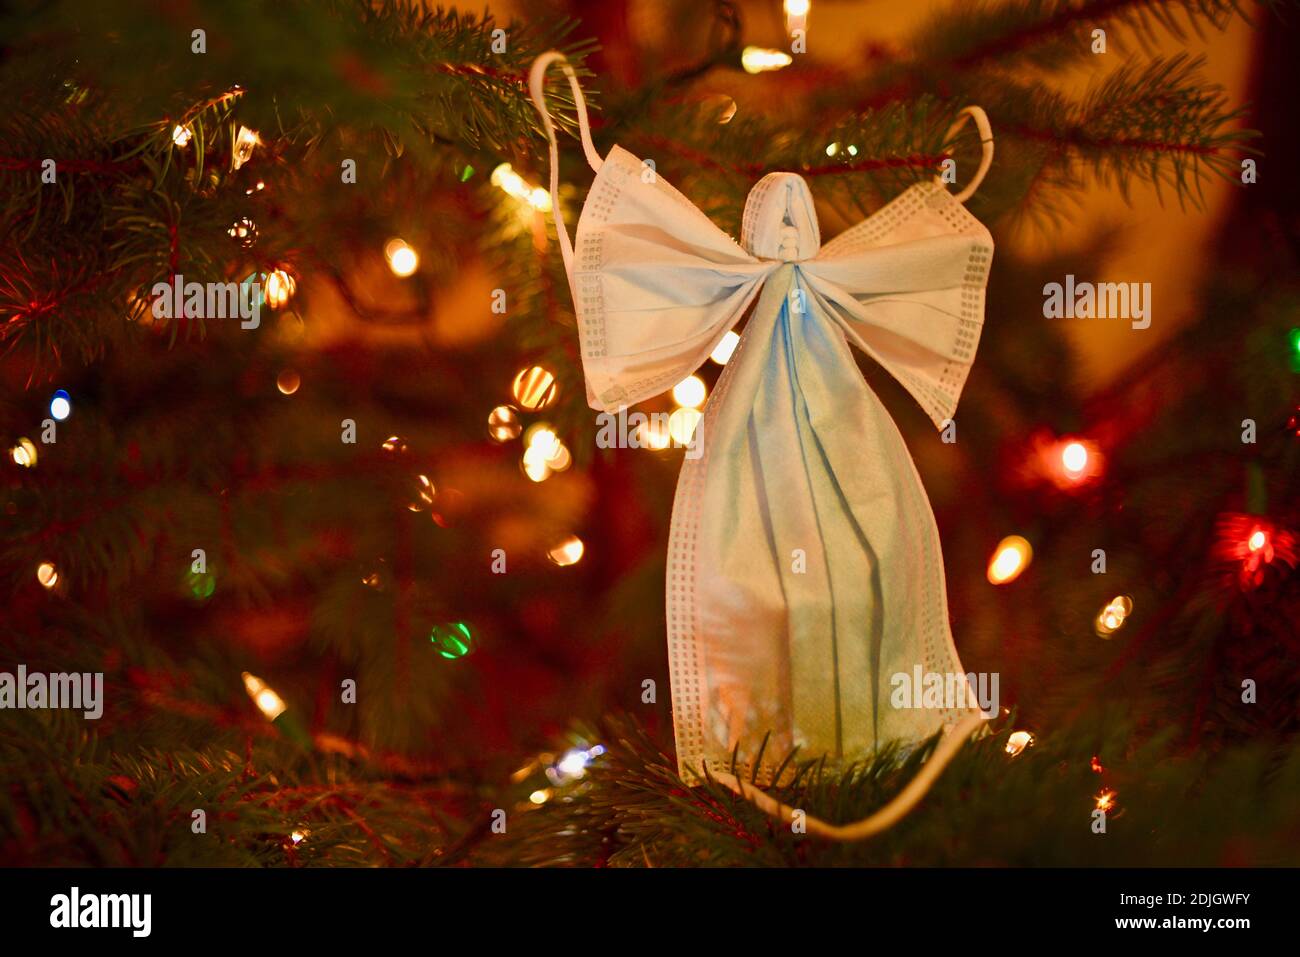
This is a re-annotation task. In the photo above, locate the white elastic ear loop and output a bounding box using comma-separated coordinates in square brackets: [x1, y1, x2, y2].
[711, 711, 985, 841]
[528, 52, 603, 280]
[937, 106, 994, 204]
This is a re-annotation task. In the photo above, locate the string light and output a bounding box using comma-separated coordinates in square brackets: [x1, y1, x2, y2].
[525, 424, 560, 457]
[545, 441, 571, 472]
[275, 369, 300, 395]
[1061, 441, 1088, 475]
[384, 238, 419, 277]
[523, 425, 570, 479]
[1239, 524, 1277, 586]
[741, 47, 793, 73]
[637, 417, 673, 451]
[987, 535, 1032, 585]
[1091, 755, 1105, 774]
[50, 389, 72, 421]
[784, 0, 810, 37]
[710, 331, 740, 365]
[227, 217, 257, 248]
[186, 569, 216, 600]
[529, 788, 552, 805]
[522, 445, 551, 482]
[1094, 595, 1133, 638]
[668, 407, 703, 446]
[9, 438, 37, 468]
[232, 125, 260, 170]
[1095, 788, 1118, 812]
[241, 671, 287, 721]
[512, 366, 558, 411]
[672, 375, 707, 409]
[407, 474, 436, 512]
[1214, 514, 1297, 590]
[429, 622, 474, 659]
[547, 535, 585, 567]
[1036, 434, 1102, 488]
[545, 745, 604, 785]
[491, 163, 551, 211]
[381, 435, 410, 457]
[1005, 730, 1034, 756]
[171, 125, 192, 147]
[36, 562, 59, 589]
[487, 405, 522, 443]
[264, 269, 295, 309]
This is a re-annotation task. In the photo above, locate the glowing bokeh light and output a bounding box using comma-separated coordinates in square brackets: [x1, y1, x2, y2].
[710, 331, 740, 365]
[547, 535, 585, 567]
[50, 389, 72, 421]
[241, 671, 287, 720]
[672, 375, 707, 409]
[741, 47, 793, 73]
[384, 238, 420, 277]
[1005, 730, 1034, 756]
[987, 535, 1033, 585]
[1094, 595, 1134, 638]
[36, 562, 59, 589]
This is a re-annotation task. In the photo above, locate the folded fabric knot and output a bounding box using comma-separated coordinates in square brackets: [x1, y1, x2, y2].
[742, 172, 821, 262]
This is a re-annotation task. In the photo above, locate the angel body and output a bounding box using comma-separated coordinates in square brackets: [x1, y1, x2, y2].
[530, 54, 995, 782]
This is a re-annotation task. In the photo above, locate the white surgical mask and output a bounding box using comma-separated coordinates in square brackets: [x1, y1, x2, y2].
[531, 52, 995, 837]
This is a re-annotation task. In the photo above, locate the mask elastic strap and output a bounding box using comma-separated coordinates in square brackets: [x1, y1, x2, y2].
[528, 52, 603, 280]
[937, 106, 994, 205]
[710, 711, 984, 841]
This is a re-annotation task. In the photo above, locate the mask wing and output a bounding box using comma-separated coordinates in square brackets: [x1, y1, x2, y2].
[803, 181, 994, 428]
[573, 146, 776, 412]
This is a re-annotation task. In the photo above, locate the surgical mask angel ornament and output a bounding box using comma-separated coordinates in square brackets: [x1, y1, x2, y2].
[530, 52, 995, 838]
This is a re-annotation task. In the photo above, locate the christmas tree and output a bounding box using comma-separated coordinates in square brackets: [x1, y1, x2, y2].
[2, 0, 1298, 872]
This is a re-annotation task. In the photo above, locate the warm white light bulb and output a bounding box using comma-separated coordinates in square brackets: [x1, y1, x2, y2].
[1061, 441, 1089, 475]
[385, 238, 419, 277]
[741, 47, 793, 74]
[987, 536, 1032, 585]
[241, 671, 287, 720]
[672, 375, 707, 409]
[710, 331, 740, 365]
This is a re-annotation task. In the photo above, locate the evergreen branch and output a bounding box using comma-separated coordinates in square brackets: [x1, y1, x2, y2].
[938, 0, 1247, 70]
[0, 0, 594, 368]
[480, 714, 1300, 866]
[0, 710, 458, 866]
[846, 0, 1263, 112]
[971, 54, 1255, 213]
